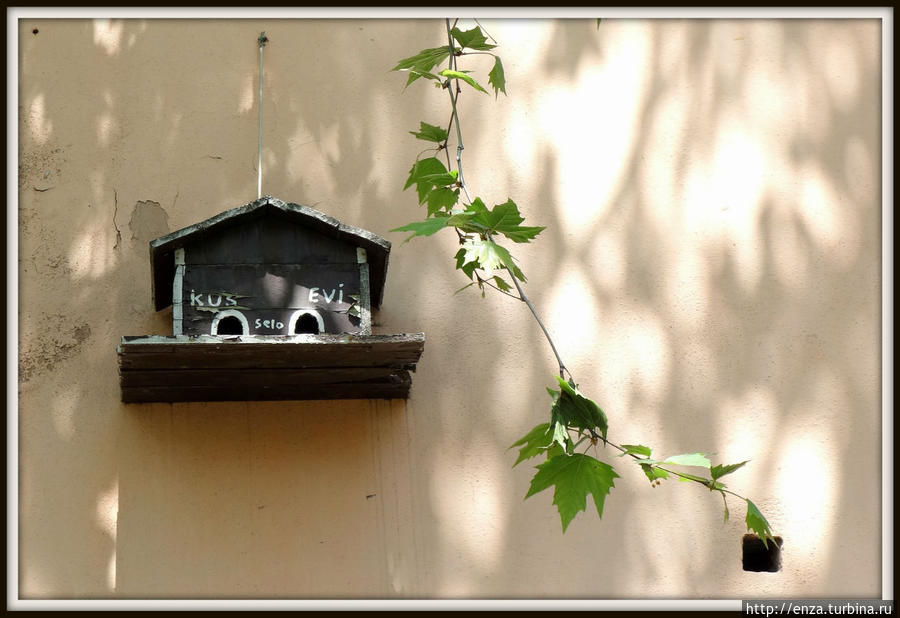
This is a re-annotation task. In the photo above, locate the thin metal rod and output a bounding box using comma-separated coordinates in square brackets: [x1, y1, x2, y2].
[257, 31, 268, 199]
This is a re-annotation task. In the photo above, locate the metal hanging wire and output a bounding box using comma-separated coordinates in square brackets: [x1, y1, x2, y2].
[257, 31, 268, 199]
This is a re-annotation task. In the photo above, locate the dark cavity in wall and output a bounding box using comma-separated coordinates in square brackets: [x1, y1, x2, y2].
[742, 534, 783, 572]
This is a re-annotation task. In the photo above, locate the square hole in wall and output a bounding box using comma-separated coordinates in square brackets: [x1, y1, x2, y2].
[742, 534, 784, 572]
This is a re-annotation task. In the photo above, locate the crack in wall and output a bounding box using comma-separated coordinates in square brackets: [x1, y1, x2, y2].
[113, 190, 121, 250]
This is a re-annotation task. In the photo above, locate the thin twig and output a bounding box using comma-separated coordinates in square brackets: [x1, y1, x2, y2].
[475, 273, 522, 300]
[473, 18, 498, 44]
[459, 51, 498, 58]
[507, 270, 571, 381]
[445, 19, 472, 204]
[442, 116, 454, 169]
[603, 437, 749, 500]
[444, 18, 568, 381]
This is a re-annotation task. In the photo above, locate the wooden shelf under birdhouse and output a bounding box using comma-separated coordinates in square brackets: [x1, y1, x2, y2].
[117, 333, 425, 403]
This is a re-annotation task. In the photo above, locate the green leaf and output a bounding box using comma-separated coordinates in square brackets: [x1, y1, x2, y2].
[454, 248, 478, 280]
[450, 26, 496, 51]
[546, 388, 571, 450]
[403, 157, 449, 203]
[453, 281, 477, 295]
[409, 121, 448, 143]
[460, 238, 525, 281]
[466, 197, 489, 214]
[525, 453, 619, 532]
[440, 199, 481, 234]
[488, 55, 507, 98]
[501, 225, 545, 243]
[392, 46, 454, 86]
[554, 376, 608, 441]
[720, 491, 730, 523]
[417, 170, 458, 188]
[546, 441, 567, 460]
[440, 69, 489, 94]
[509, 423, 552, 467]
[639, 463, 669, 482]
[392, 46, 452, 72]
[459, 198, 545, 243]
[498, 247, 527, 281]
[425, 187, 460, 216]
[344, 294, 360, 318]
[619, 444, 652, 458]
[675, 471, 712, 484]
[550, 420, 570, 450]
[710, 460, 750, 481]
[445, 211, 476, 228]
[492, 275, 512, 293]
[661, 453, 712, 468]
[391, 216, 450, 241]
[745, 499, 776, 548]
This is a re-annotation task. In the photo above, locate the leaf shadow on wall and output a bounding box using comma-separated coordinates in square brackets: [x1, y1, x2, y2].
[487, 18, 882, 598]
[16, 16, 883, 600]
[17, 17, 438, 599]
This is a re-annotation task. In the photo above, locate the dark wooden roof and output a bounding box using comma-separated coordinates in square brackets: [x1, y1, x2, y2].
[149, 196, 391, 311]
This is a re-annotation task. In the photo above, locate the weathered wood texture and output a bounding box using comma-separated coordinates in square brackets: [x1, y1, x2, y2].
[182, 215, 358, 266]
[117, 333, 425, 403]
[182, 264, 362, 335]
[150, 197, 390, 311]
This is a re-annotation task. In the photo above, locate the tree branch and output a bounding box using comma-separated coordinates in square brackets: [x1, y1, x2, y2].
[506, 267, 571, 381]
[445, 19, 473, 204]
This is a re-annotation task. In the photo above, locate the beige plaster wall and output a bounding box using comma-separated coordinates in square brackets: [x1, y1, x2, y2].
[16, 17, 884, 601]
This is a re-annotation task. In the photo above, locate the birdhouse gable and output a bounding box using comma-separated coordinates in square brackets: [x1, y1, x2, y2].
[148, 197, 390, 338]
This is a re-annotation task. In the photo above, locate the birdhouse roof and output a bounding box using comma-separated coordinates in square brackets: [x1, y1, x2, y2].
[149, 196, 391, 311]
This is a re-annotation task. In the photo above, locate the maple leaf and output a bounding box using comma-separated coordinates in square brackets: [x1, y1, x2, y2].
[710, 460, 749, 481]
[525, 452, 618, 532]
[509, 422, 552, 467]
[745, 499, 776, 548]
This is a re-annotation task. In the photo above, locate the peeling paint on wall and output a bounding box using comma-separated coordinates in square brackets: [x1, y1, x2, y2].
[19, 321, 92, 383]
[128, 200, 169, 243]
[18, 144, 66, 192]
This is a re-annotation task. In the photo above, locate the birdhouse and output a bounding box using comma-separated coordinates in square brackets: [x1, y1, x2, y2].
[117, 196, 425, 403]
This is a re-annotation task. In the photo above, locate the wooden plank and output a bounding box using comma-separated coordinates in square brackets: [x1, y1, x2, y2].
[120, 366, 404, 388]
[118, 334, 425, 370]
[119, 333, 423, 347]
[117, 333, 424, 403]
[120, 379, 411, 403]
[118, 350, 424, 370]
[185, 215, 359, 266]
